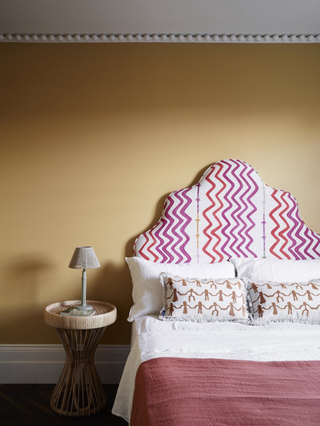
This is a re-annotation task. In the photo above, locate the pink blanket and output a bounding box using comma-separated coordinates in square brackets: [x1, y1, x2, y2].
[130, 357, 320, 426]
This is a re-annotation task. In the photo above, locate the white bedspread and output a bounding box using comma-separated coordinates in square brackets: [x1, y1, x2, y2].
[112, 316, 320, 423]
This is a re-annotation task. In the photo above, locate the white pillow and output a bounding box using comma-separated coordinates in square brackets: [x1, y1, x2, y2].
[245, 278, 320, 324]
[159, 273, 250, 323]
[231, 258, 320, 282]
[126, 257, 236, 322]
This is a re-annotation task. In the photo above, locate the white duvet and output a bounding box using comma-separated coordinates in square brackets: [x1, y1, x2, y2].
[112, 316, 320, 423]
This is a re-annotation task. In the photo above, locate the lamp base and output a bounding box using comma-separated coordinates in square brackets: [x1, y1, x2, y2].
[60, 305, 95, 316]
[76, 303, 94, 311]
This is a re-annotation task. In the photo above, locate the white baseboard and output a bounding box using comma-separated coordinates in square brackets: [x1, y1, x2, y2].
[0, 344, 130, 384]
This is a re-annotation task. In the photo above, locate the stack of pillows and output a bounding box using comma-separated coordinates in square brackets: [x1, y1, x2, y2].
[126, 257, 320, 325]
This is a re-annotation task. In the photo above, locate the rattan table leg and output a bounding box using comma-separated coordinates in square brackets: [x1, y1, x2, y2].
[50, 327, 107, 416]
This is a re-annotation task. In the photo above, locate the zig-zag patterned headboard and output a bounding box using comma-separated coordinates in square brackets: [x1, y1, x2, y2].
[134, 159, 320, 263]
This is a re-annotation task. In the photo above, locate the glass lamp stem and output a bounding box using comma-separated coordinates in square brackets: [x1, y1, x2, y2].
[81, 269, 87, 307]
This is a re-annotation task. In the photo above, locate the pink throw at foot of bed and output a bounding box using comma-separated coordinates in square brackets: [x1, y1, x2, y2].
[130, 357, 320, 426]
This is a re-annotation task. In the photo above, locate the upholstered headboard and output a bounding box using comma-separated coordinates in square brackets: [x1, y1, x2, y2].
[134, 159, 320, 263]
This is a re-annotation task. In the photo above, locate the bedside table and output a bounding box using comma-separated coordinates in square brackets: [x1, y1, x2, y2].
[44, 300, 117, 417]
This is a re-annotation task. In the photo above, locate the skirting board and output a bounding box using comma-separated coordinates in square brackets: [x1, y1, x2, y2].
[0, 344, 130, 384]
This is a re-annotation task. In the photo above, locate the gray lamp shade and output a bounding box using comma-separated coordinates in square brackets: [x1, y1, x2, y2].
[69, 246, 100, 269]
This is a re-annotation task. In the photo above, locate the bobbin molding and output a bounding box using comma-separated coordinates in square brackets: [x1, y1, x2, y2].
[1, 33, 320, 43]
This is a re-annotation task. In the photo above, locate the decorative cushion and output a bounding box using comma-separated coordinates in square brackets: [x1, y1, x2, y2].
[245, 279, 320, 324]
[231, 258, 320, 282]
[159, 274, 250, 322]
[126, 257, 236, 322]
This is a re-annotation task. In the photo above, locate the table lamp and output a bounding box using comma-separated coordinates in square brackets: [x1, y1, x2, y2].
[66, 246, 100, 315]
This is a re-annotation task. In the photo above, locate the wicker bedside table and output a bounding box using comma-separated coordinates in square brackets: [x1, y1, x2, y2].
[44, 300, 117, 417]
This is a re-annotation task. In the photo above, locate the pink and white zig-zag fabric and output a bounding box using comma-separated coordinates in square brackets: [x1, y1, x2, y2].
[134, 159, 320, 263]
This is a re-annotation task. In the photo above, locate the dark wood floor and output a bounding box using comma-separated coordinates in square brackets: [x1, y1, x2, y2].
[0, 384, 128, 426]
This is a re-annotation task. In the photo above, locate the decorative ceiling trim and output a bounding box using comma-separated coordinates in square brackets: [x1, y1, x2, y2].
[1, 33, 320, 43]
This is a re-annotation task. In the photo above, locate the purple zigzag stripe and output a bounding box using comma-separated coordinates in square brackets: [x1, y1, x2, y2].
[242, 163, 258, 257]
[235, 161, 252, 257]
[228, 160, 245, 257]
[170, 190, 185, 263]
[293, 205, 308, 260]
[178, 187, 192, 263]
[309, 230, 320, 257]
[202, 166, 218, 263]
[277, 193, 291, 259]
[269, 191, 282, 259]
[286, 193, 302, 260]
[161, 195, 175, 263]
[154, 205, 169, 263]
[219, 161, 234, 257]
[196, 182, 200, 263]
[303, 227, 315, 259]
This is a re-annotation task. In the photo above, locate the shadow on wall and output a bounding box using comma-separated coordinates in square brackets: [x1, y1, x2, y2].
[4, 257, 54, 303]
[1, 163, 217, 344]
[90, 262, 133, 344]
[89, 162, 215, 344]
[0, 162, 218, 345]
[0, 256, 56, 343]
[1, 310, 59, 344]
[1, 257, 133, 344]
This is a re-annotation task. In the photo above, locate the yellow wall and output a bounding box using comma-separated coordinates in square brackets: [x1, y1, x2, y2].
[1, 43, 319, 344]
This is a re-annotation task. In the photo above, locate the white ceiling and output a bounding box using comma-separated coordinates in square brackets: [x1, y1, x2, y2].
[1, 0, 320, 42]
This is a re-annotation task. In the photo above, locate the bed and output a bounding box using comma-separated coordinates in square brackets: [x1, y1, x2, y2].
[112, 159, 320, 425]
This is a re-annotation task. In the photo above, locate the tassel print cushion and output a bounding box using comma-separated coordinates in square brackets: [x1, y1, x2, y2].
[159, 273, 250, 323]
[245, 279, 320, 324]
